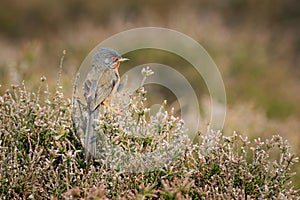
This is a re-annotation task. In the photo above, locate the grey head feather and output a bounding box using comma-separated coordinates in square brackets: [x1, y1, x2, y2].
[92, 48, 121, 69]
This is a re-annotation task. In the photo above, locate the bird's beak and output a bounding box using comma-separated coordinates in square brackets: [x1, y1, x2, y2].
[118, 57, 129, 62]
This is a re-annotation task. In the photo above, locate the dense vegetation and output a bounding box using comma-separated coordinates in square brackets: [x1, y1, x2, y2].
[0, 77, 298, 199]
[1, 1, 300, 198]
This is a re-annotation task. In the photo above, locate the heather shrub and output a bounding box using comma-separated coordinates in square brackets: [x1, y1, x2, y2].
[0, 82, 84, 199]
[0, 74, 299, 199]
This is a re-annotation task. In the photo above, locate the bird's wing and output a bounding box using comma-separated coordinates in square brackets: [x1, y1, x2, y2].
[83, 67, 117, 111]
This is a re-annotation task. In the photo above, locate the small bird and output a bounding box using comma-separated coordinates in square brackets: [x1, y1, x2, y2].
[83, 48, 129, 159]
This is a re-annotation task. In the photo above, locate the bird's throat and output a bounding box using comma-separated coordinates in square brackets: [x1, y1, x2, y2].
[113, 62, 120, 70]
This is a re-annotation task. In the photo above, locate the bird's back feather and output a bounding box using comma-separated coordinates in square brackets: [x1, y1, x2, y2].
[84, 67, 118, 111]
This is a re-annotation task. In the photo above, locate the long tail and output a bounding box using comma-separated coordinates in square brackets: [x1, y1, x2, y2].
[85, 108, 99, 160]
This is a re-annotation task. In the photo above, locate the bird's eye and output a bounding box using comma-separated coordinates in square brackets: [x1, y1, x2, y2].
[111, 56, 118, 62]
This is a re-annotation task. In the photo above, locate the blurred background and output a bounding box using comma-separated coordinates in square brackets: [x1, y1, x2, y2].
[0, 0, 299, 186]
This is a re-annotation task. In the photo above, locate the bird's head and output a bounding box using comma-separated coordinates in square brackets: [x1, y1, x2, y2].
[92, 48, 129, 70]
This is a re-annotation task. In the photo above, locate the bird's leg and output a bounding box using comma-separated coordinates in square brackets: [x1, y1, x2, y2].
[102, 100, 122, 115]
[104, 95, 113, 102]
